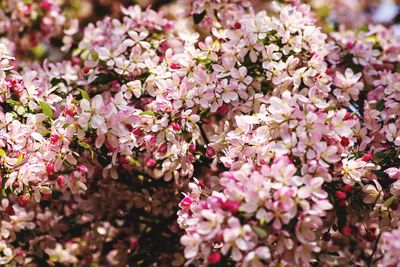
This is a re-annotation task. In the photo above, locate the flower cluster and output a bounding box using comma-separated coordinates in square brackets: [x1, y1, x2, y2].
[1, 0, 400, 266]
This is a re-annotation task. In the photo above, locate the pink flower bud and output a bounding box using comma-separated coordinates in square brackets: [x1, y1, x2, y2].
[158, 143, 168, 154]
[170, 63, 180, 69]
[189, 143, 196, 153]
[206, 146, 216, 158]
[179, 196, 192, 210]
[221, 200, 240, 214]
[77, 164, 88, 174]
[41, 0, 52, 11]
[145, 158, 157, 168]
[363, 152, 372, 162]
[57, 175, 65, 187]
[171, 123, 181, 131]
[50, 134, 60, 144]
[46, 163, 55, 176]
[208, 252, 221, 264]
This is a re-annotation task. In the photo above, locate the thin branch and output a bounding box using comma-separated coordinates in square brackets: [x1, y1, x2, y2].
[368, 232, 382, 267]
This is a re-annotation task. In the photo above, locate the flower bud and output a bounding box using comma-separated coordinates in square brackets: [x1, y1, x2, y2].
[341, 184, 352, 193]
[208, 252, 221, 265]
[206, 146, 216, 158]
[335, 191, 347, 200]
[171, 123, 181, 131]
[19, 194, 29, 207]
[43, 193, 52, 201]
[363, 152, 372, 162]
[342, 225, 352, 236]
[57, 175, 65, 187]
[46, 163, 55, 176]
[221, 200, 240, 214]
[5, 205, 14, 215]
[340, 137, 350, 147]
[179, 196, 192, 210]
[145, 158, 157, 168]
[50, 134, 60, 144]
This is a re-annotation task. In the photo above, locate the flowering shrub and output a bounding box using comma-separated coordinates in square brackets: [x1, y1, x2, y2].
[0, 0, 400, 266]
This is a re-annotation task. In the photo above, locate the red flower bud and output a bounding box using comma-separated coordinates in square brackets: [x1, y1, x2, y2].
[340, 136, 350, 147]
[346, 41, 354, 49]
[341, 184, 352, 193]
[43, 193, 52, 201]
[335, 191, 347, 200]
[170, 63, 180, 69]
[145, 158, 157, 168]
[19, 194, 29, 207]
[234, 22, 241, 29]
[130, 237, 138, 248]
[158, 143, 168, 154]
[221, 200, 240, 214]
[344, 112, 353, 120]
[5, 206, 14, 215]
[180, 196, 193, 210]
[171, 123, 181, 131]
[325, 68, 332, 75]
[363, 152, 372, 162]
[342, 225, 352, 236]
[132, 129, 143, 136]
[13, 181, 20, 189]
[15, 249, 25, 257]
[57, 175, 65, 187]
[46, 163, 55, 176]
[50, 134, 60, 144]
[208, 252, 221, 265]
[338, 199, 348, 207]
[373, 64, 382, 71]
[82, 66, 90, 75]
[206, 146, 216, 158]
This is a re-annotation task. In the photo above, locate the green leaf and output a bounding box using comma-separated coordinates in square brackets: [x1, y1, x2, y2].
[5, 99, 22, 106]
[17, 153, 23, 164]
[79, 89, 90, 101]
[140, 111, 156, 116]
[0, 149, 5, 157]
[252, 226, 268, 238]
[78, 139, 95, 159]
[127, 156, 141, 167]
[193, 11, 206, 24]
[1, 189, 6, 197]
[39, 101, 53, 118]
[376, 99, 385, 111]
[384, 195, 397, 207]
